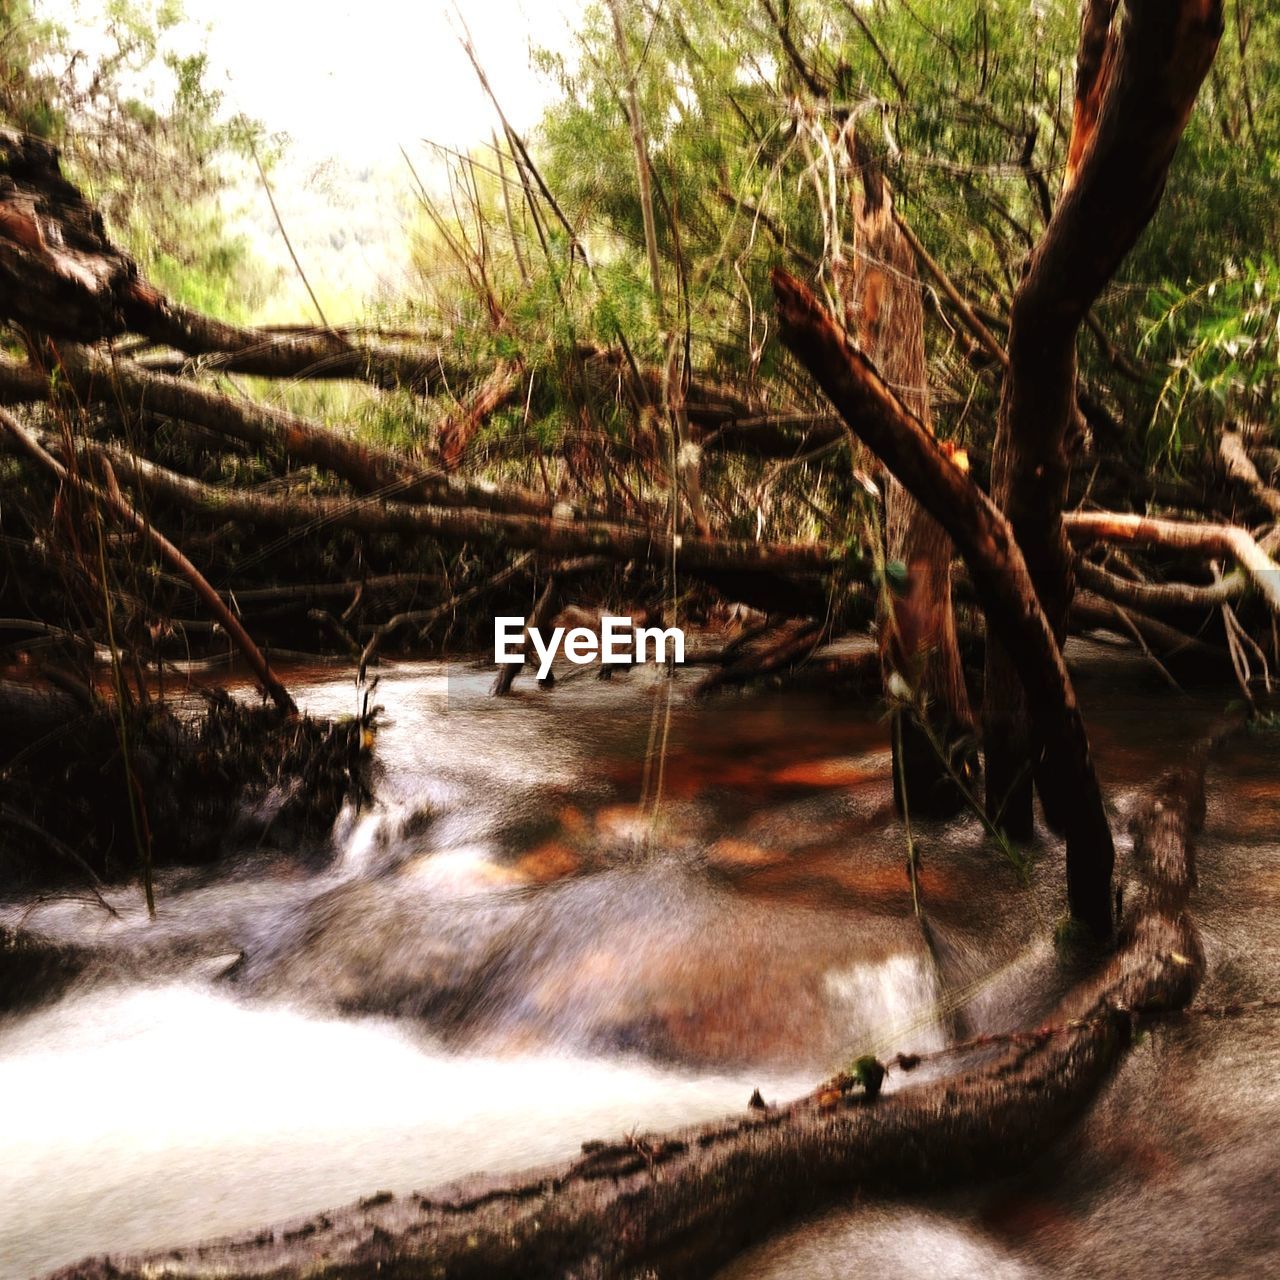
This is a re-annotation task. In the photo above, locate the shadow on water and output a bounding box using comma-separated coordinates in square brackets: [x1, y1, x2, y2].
[0, 646, 1276, 1277]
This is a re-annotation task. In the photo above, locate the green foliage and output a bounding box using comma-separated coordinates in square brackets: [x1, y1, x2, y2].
[848, 1053, 886, 1099]
[1142, 257, 1280, 464]
[391, 0, 1280, 520]
[0, 0, 64, 136]
[2, 0, 272, 319]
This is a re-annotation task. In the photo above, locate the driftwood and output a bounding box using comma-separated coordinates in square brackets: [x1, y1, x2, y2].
[43, 724, 1223, 1280]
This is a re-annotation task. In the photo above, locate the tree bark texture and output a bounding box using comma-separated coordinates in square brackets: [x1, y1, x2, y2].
[982, 0, 1223, 837]
[837, 142, 975, 818]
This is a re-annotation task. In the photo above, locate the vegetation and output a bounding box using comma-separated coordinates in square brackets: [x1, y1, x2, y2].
[1, 2, 1278, 1270]
[1, 0, 270, 312]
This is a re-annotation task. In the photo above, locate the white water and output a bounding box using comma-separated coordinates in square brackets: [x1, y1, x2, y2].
[1, 664, 935, 1278]
[0, 980, 811, 1279]
[10, 658, 1255, 1279]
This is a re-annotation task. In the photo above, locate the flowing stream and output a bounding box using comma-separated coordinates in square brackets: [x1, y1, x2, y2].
[0, 650, 1276, 1278]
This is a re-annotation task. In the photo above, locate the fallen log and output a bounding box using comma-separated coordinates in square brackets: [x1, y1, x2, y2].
[0, 128, 470, 394]
[28, 433, 845, 616]
[693, 618, 823, 697]
[0, 410, 295, 714]
[50, 345, 556, 518]
[121, 296, 466, 395]
[1075, 558, 1244, 615]
[221, 574, 443, 607]
[1070, 589, 1226, 673]
[43, 723, 1224, 1280]
[1064, 511, 1280, 614]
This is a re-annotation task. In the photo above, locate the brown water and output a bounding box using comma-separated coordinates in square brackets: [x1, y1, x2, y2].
[0, 648, 1275, 1278]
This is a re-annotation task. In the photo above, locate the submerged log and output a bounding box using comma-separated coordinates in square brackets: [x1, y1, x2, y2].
[43, 723, 1223, 1280]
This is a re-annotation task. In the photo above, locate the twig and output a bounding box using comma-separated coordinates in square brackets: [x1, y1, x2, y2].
[0, 408, 296, 713]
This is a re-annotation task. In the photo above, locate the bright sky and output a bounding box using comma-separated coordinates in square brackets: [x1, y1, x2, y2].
[42, 0, 588, 309]
[196, 0, 587, 166]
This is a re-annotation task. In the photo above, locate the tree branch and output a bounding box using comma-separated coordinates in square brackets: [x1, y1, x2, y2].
[772, 267, 1114, 936]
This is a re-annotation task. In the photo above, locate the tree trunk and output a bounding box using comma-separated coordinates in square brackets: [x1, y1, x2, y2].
[772, 269, 1114, 936]
[838, 142, 974, 818]
[983, 0, 1223, 837]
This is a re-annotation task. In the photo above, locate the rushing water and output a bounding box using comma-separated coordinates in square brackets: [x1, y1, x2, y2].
[0, 650, 1276, 1278]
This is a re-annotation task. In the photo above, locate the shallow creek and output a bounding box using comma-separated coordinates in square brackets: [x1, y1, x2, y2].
[1, 649, 1276, 1278]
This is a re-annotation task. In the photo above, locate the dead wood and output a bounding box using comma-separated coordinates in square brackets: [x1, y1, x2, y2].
[221, 575, 443, 607]
[1218, 428, 1280, 522]
[121, 298, 466, 395]
[29, 432, 842, 615]
[693, 618, 823, 697]
[0, 130, 140, 341]
[0, 409, 295, 713]
[357, 554, 535, 676]
[1070, 589, 1226, 673]
[1075, 558, 1244, 615]
[838, 135, 975, 817]
[1064, 511, 1280, 614]
[437, 362, 522, 469]
[47, 345, 556, 518]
